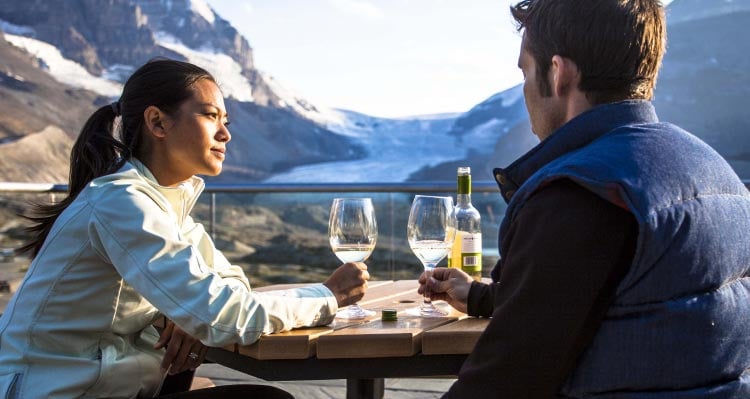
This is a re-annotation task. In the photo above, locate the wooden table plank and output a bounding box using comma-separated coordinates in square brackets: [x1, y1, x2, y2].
[254, 280, 395, 293]
[237, 326, 333, 359]
[317, 316, 457, 359]
[358, 282, 466, 318]
[357, 279, 421, 306]
[329, 280, 425, 326]
[422, 317, 490, 355]
[232, 280, 474, 360]
[235, 281, 403, 359]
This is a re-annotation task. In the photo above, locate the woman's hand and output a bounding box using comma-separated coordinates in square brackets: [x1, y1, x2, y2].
[154, 320, 208, 375]
[324, 262, 370, 307]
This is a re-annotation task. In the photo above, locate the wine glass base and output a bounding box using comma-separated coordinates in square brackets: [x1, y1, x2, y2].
[405, 302, 449, 318]
[335, 306, 376, 320]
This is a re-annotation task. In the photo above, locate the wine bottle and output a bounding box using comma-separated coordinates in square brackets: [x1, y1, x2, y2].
[448, 167, 482, 281]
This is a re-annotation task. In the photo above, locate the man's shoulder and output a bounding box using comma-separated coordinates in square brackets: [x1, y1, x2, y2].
[527, 178, 623, 214]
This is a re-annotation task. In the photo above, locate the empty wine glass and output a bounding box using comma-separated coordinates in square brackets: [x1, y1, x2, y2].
[406, 195, 456, 317]
[329, 198, 377, 319]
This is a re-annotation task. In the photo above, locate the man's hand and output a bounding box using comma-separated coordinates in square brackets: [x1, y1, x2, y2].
[154, 320, 208, 375]
[418, 267, 474, 314]
[323, 262, 370, 307]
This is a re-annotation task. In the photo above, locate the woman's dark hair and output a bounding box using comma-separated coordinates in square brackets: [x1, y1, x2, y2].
[511, 0, 666, 105]
[19, 59, 216, 257]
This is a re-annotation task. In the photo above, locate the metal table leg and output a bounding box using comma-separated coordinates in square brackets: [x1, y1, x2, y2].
[347, 378, 384, 399]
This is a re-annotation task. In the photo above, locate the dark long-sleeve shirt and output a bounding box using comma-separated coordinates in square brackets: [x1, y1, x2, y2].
[444, 179, 638, 398]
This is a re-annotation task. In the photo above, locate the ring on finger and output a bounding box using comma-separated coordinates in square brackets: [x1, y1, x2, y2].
[188, 352, 199, 361]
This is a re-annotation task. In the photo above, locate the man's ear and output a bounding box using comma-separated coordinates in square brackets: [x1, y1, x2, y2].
[550, 55, 580, 97]
[143, 105, 167, 138]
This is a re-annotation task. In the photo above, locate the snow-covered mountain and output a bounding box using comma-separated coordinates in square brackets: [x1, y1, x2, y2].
[1, 0, 748, 184]
[410, 0, 750, 181]
[0, 0, 365, 182]
[666, 0, 750, 25]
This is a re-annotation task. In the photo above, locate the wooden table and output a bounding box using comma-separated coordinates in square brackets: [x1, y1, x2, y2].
[206, 280, 490, 399]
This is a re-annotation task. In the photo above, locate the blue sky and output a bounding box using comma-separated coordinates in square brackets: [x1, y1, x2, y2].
[206, 0, 675, 118]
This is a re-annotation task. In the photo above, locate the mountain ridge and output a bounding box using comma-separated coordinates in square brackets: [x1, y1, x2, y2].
[407, 0, 750, 181]
[0, 0, 748, 184]
[0, 0, 364, 183]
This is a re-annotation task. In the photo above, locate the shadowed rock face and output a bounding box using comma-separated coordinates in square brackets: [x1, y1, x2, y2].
[0, 0, 252, 76]
[0, 0, 153, 74]
[0, 35, 98, 142]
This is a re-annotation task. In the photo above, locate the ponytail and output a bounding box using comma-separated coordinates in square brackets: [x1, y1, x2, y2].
[69, 103, 129, 196]
[19, 103, 127, 257]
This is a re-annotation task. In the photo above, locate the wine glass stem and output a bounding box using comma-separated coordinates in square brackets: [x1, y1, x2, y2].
[422, 263, 436, 306]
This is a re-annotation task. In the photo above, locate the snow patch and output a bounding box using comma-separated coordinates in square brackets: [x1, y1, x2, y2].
[486, 84, 524, 107]
[190, 0, 216, 25]
[4, 71, 26, 82]
[4, 34, 122, 97]
[464, 118, 508, 153]
[0, 19, 35, 36]
[257, 71, 362, 136]
[154, 31, 253, 102]
[102, 64, 136, 82]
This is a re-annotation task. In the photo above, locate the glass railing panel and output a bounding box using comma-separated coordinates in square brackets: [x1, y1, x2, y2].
[190, 190, 506, 286]
[3, 180, 749, 288]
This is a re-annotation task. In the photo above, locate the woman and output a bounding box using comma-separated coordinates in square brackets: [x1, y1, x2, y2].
[0, 59, 369, 398]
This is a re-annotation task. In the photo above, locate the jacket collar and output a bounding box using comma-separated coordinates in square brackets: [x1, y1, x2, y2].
[130, 158, 205, 223]
[493, 100, 659, 203]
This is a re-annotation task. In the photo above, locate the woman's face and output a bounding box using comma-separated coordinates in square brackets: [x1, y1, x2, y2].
[159, 79, 231, 184]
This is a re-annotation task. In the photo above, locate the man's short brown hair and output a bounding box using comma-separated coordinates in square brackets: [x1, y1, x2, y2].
[511, 0, 666, 105]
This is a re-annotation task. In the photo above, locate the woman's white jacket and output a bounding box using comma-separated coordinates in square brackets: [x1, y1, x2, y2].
[0, 160, 338, 398]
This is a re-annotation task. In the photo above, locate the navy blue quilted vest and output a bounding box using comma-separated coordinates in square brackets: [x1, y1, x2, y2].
[493, 101, 750, 398]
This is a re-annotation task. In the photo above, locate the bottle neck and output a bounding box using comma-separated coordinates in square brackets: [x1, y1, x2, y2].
[457, 193, 472, 205]
[457, 175, 471, 205]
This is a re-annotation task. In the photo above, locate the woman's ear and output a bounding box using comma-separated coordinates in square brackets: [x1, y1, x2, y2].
[143, 106, 167, 138]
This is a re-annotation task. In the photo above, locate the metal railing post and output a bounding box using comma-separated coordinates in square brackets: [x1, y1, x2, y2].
[210, 193, 216, 240]
[388, 193, 395, 279]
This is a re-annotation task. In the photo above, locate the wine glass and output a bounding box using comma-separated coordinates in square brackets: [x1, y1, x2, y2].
[407, 195, 456, 317]
[329, 198, 378, 319]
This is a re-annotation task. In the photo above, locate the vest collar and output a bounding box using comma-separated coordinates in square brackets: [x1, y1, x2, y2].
[493, 100, 658, 203]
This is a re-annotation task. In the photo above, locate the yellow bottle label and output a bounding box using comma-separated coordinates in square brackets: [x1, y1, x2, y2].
[449, 231, 482, 280]
[448, 230, 463, 269]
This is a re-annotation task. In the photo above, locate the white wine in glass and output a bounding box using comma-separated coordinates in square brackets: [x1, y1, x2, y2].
[407, 195, 456, 317]
[329, 198, 377, 319]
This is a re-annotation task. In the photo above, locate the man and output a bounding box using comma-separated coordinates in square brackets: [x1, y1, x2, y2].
[420, 0, 750, 397]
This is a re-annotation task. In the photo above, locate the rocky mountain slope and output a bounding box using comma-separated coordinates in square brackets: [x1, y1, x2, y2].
[0, 0, 361, 183]
[1, 0, 748, 185]
[666, 0, 750, 25]
[654, 9, 750, 177]
[0, 33, 101, 181]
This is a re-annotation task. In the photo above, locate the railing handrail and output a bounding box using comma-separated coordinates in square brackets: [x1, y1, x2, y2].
[0, 181, 502, 194]
[1, 180, 749, 194]
[0, 183, 66, 193]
